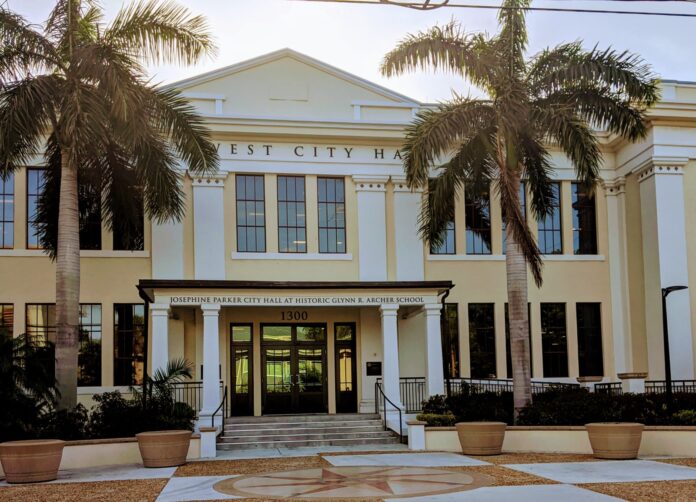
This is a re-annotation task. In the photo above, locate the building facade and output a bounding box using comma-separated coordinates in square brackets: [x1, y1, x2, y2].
[1, 49, 695, 420]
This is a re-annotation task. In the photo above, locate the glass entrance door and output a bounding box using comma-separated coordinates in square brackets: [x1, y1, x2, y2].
[262, 324, 327, 414]
[230, 324, 254, 416]
[334, 323, 357, 413]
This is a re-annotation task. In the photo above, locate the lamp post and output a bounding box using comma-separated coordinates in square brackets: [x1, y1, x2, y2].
[661, 285, 688, 410]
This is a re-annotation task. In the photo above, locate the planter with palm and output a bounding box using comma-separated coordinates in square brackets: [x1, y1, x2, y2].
[0, 0, 219, 410]
[381, 0, 658, 420]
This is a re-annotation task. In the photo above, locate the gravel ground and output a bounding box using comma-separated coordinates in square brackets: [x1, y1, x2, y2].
[581, 480, 696, 501]
[467, 453, 598, 465]
[657, 458, 696, 468]
[0, 479, 167, 502]
[175, 455, 330, 476]
[444, 465, 557, 486]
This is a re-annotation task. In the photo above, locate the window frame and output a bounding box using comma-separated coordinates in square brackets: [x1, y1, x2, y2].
[317, 177, 347, 254]
[540, 302, 569, 378]
[277, 175, 307, 254]
[442, 303, 461, 378]
[25, 303, 56, 341]
[465, 184, 492, 255]
[26, 168, 46, 249]
[0, 172, 14, 249]
[78, 303, 102, 386]
[537, 182, 563, 255]
[235, 174, 266, 253]
[576, 302, 604, 377]
[0, 304, 14, 336]
[572, 182, 598, 255]
[113, 303, 145, 386]
[467, 303, 497, 378]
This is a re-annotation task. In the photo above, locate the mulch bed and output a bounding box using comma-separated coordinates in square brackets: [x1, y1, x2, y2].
[0, 479, 167, 502]
[581, 480, 696, 501]
[175, 456, 330, 477]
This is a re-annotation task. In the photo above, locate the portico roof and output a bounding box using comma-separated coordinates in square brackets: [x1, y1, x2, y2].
[137, 279, 454, 303]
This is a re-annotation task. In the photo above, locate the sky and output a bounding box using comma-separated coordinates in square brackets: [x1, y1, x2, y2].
[8, 0, 696, 103]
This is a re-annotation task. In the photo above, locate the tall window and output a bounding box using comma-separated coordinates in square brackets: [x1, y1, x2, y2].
[0, 304, 14, 336]
[0, 173, 14, 249]
[572, 183, 597, 255]
[277, 176, 306, 253]
[26, 303, 56, 340]
[468, 303, 496, 378]
[442, 304, 461, 378]
[318, 177, 346, 253]
[505, 303, 532, 378]
[113, 195, 144, 251]
[27, 168, 46, 249]
[78, 304, 102, 386]
[236, 174, 265, 252]
[577, 303, 604, 377]
[502, 182, 526, 254]
[79, 183, 101, 250]
[538, 182, 562, 254]
[429, 180, 455, 255]
[465, 184, 491, 255]
[540, 303, 568, 377]
[114, 304, 145, 385]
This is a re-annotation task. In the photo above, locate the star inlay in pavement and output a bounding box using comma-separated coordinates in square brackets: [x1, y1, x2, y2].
[213, 466, 491, 499]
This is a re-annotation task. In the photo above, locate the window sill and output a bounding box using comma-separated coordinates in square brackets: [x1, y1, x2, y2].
[231, 252, 353, 261]
[428, 254, 605, 262]
[0, 249, 149, 258]
[77, 386, 134, 395]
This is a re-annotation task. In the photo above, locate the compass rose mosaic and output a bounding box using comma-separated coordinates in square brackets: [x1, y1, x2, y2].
[213, 466, 491, 499]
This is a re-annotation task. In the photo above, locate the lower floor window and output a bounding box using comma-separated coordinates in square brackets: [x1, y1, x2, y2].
[468, 303, 496, 378]
[114, 303, 145, 386]
[0, 304, 14, 336]
[577, 303, 604, 377]
[540, 303, 569, 377]
[78, 304, 102, 386]
[442, 304, 461, 378]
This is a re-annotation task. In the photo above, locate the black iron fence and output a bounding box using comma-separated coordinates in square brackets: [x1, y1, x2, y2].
[645, 380, 696, 394]
[170, 380, 226, 417]
[376, 377, 425, 413]
[446, 377, 580, 397]
[595, 382, 623, 395]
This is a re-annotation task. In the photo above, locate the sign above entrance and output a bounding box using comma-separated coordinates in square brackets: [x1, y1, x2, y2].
[163, 294, 435, 307]
[215, 142, 404, 164]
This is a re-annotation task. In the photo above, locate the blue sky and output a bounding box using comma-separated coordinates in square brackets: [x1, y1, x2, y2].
[10, 0, 696, 102]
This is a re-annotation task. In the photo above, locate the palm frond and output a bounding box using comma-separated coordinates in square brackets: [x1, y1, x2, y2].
[106, 0, 217, 65]
[517, 132, 555, 221]
[494, 0, 530, 77]
[151, 357, 193, 386]
[380, 21, 494, 88]
[0, 8, 59, 79]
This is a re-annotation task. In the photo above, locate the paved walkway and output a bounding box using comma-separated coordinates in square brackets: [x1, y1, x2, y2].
[1, 449, 695, 501]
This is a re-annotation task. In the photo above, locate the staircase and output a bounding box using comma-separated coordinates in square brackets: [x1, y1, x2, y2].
[217, 413, 402, 450]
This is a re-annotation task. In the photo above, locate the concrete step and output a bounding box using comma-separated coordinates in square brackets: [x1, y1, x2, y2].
[224, 413, 379, 424]
[222, 425, 385, 436]
[223, 420, 383, 431]
[219, 431, 395, 442]
[217, 436, 402, 450]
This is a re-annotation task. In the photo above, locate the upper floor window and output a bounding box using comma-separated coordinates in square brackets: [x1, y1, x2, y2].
[236, 174, 265, 252]
[429, 180, 455, 255]
[538, 182, 562, 254]
[27, 168, 46, 249]
[113, 195, 144, 251]
[0, 304, 14, 336]
[0, 173, 14, 249]
[318, 177, 346, 253]
[114, 303, 145, 386]
[79, 183, 101, 250]
[540, 302, 568, 377]
[503, 182, 526, 254]
[572, 183, 597, 255]
[277, 176, 306, 253]
[468, 303, 496, 378]
[577, 302, 604, 377]
[465, 184, 491, 255]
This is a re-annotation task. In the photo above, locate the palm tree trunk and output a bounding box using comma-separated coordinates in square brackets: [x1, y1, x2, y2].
[506, 204, 532, 423]
[55, 148, 80, 409]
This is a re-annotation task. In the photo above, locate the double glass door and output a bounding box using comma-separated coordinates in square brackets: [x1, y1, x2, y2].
[262, 324, 327, 414]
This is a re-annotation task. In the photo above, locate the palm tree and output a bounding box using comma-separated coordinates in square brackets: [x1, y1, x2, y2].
[382, 0, 658, 420]
[0, 0, 219, 409]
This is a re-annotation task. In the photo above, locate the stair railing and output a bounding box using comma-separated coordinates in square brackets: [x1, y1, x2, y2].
[374, 381, 404, 441]
[211, 385, 228, 429]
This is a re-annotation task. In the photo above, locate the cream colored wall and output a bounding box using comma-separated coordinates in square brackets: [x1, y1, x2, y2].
[398, 313, 426, 378]
[682, 161, 696, 372]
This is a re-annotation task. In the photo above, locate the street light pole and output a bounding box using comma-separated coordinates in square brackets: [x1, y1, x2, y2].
[661, 285, 688, 411]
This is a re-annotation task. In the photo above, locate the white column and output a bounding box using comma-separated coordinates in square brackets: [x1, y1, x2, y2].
[604, 178, 633, 376]
[424, 304, 445, 396]
[638, 161, 694, 380]
[200, 304, 221, 420]
[354, 176, 388, 280]
[392, 177, 425, 281]
[192, 173, 228, 280]
[150, 304, 170, 375]
[380, 304, 403, 409]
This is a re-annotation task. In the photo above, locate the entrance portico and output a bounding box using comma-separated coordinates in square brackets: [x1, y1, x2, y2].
[138, 280, 452, 423]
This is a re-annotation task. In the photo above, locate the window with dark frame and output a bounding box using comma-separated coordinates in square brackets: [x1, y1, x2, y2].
[236, 174, 266, 252]
[429, 179, 455, 255]
[277, 176, 306, 253]
[537, 182, 563, 254]
[78, 304, 102, 386]
[0, 172, 14, 249]
[0, 304, 14, 336]
[26, 168, 46, 249]
[540, 303, 569, 377]
[502, 182, 526, 254]
[25, 303, 56, 341]
[318, 177, 346, 253]
[505, 303, 532, 378]
[442, 303, 460, 378]
[113, 195, 144, 251]
[572, 183, 597, 255]
[114, 303, 145, 386]
[465, 184, 491, 255]
[468, 303, 496, 378]
[79, 182, 102, 250]
[577, 303, 604, 377]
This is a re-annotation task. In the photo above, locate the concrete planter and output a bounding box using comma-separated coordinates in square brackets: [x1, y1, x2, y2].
[455, 422, 507, 455]
[136, 430, 192, 468]
[585, 422, 644, 459]
[0, 439, 65, 483]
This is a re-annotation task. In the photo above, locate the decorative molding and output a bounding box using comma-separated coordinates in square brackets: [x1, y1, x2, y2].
[543, 254, 606, 262]
[231, 252, 352, 261]
[352, 175, 389, 192]
[391, 176, 422, 193]
[0, 249, 150, 258]
[602, 176, 627, 197]
[191, 172, 229, 187]
[427, 253, 605, 262]
[633, 157, 688, 183]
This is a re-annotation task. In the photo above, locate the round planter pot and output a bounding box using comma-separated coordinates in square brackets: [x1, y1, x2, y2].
[136, 430, 192, 468]
[585, 422, 644, 460]
[0, 439, 65, 483]
[455, 422, 506, 455]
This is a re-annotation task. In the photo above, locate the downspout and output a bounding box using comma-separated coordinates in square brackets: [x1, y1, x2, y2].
[440, 288, 451, 397]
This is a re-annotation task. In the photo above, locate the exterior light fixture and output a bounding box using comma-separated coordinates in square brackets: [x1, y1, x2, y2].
[661, 285, 688, 410]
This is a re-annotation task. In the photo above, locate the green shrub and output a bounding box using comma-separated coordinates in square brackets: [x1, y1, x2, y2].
[38, 404, 89, 440]
[421, 395, 448, 415]
[671, 410, 696, 425]
[416, 412, 457, 426]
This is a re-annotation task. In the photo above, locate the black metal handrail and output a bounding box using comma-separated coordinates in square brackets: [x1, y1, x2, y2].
[376, 377, 425, 413]
[645, 379, 696, 394]
[374, 381, 404, 441]
[446, 377, 580, 396]
[170, 380, 225, 418]
[211, 385, 228, 429]
[595, 382, 623, 395]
